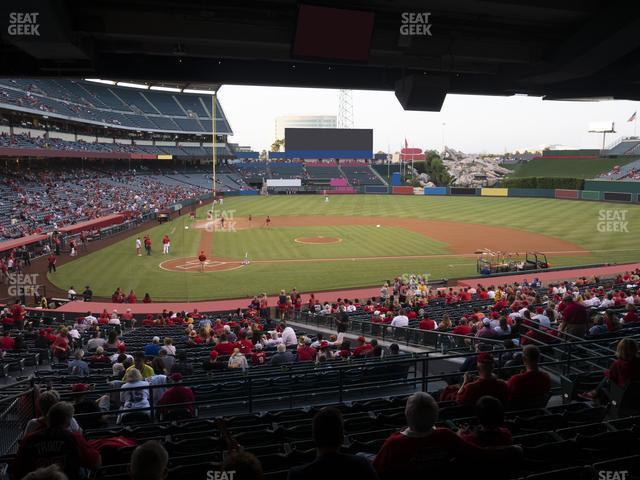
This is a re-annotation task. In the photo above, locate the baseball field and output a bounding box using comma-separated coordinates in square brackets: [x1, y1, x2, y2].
[48, 195, 640, 301]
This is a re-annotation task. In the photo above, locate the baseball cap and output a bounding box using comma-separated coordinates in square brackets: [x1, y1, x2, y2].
[254, 343, 263, 351]
[117, 344, 126, 352]
[482, 318, 491, 326]
[357, 336, 366, 343]
[320, 340, 330, 349]
[209, 350, 219, 359]
[170, 373, 183, 382]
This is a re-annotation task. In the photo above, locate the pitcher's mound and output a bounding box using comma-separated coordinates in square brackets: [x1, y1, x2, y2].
[294, 236, 342, 245]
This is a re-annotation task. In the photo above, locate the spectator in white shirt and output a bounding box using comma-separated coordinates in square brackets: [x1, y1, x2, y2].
[119, 368, 150, 421]
[600, 293, 616, 309]
[390, 309, 409, 328]
[281, 323, 297, 346]
[583, 293, 601, 308]
[108, 311, 121, 325]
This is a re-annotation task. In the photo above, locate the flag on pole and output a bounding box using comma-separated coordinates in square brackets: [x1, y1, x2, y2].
[628, 112, 636, 122]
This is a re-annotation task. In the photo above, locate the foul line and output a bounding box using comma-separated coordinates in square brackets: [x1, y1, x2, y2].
[222, 247, 640, 266]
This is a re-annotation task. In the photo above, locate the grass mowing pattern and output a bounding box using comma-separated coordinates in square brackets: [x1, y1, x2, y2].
[214, 225, 448, 260]
[50, 195, 640, 300]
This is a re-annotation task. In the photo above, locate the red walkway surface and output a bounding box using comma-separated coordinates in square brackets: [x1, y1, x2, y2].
[50, 286, 383, 315]
[457, 262, 640, 288]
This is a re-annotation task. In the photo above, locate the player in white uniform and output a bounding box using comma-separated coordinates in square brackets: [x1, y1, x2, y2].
[135, 238, 142, 256]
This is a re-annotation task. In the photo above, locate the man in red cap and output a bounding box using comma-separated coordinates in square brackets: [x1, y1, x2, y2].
[198, 250, 207, 272]
[456, 353, 508, 406]
[203, 350, 224, 371]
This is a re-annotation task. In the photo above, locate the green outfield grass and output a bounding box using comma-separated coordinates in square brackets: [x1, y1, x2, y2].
[49, 195, 640, 300]
[508, 156, 636, 179]
[214, 225, 448, 260]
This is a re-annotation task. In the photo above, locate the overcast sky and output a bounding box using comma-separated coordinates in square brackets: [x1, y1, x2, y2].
[217, 84, 640, 154]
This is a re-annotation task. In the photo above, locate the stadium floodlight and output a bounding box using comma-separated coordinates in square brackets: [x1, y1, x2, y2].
[182, 88, 216, 95]
[588, 121, 616, 151]
[150, 86, 181, 92]
[116, 81, 149, 89]
[588, 121, 615, 133]
[84, 78, 116, 85]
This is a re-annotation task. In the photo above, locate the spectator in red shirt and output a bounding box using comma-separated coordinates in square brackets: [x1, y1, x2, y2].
[297, 337, 317, 362]
[452, 318, 473, 336]
[580, 337, 640, 401]
[0, 332, 15, 350]
[236, 332, 254, 354]
[12, 401, 101, 480]
[251, 343, 267, 366]
[51, 328, 70, 361]
[373, 392, 520, 479]
[157, 373, 196, 419]
[353, 336, 373, 357]
[506, 345, 551, 408]
[418, 316, 438, 330]
[456, 353, 508, 406]
[459, 395, 513, 447]
[127, 290, 137, 304]
[214, 334, 235, 356]
[9, 301, 25, 329]
[559, 295, 589, 338]
[623, 304, 639, 324]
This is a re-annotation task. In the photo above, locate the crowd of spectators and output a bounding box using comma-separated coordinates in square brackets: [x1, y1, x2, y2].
[0, 164, 207, 240]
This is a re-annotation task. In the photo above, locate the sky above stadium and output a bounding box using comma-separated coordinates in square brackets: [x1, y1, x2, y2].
[217, 84, 640, 154]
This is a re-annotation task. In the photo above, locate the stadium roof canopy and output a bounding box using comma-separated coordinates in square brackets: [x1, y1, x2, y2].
[2, 0, 640, 111]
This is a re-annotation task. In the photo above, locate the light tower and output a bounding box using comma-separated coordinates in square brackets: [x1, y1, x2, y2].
[337, 89, 354, 128]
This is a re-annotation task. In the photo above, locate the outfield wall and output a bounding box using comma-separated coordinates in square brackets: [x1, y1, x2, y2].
[384, 184, 640, 203]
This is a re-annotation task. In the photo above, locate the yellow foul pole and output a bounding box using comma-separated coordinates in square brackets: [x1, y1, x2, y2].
[211, 93, 217, 201]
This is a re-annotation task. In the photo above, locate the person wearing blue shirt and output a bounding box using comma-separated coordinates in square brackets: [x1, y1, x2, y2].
[68, 350, 90, 376]
[144, 336, 161, 356]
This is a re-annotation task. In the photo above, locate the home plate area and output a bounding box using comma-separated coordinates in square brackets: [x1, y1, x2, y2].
[160, 257, 246, 272]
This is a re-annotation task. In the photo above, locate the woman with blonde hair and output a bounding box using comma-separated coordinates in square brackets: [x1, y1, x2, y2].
[580, 337, 640, 401]
[438, 314, 452, 331]
[119, 368, 150, 422]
